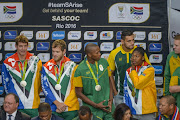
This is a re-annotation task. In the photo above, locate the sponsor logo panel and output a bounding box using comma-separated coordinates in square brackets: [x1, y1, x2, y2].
[36, 42, 50, 51]
[68, 31, 81, 40]
[149, 43, 162, 52]
[156, 99, 160, 107]
[4, 42, 16, 51]
[36, 31, 49, 40]
[116, 31, 122, 40]
[100, 31, 113, 40]
[135, 43, 146, 50]
[84, 31, 97, 40]
[100, 42, 114, 51]
[39, 91, 44, 96]
[68, 53, 82, 62]
[149, 54, 162, 63]
[20, 31, 33, 40]
[101, 53, 110, 60]
[148, 32, 161, 41]
[109, 3, 150, 23]
[0, 97, 4, 106]
[133, 31, 146, 40]
[155, 76, 163, 86]
[37, 53, 50, 62]
[153, 65, 163, 74]
[52, 31, 65, 40]
[27, 42, 34, 51]
[0, 3, 23, 23]
[68, 42, 82, 51]
[40, 98, 45, 103]
[156, 88, 163, 97]
[4, 30, 17, 40]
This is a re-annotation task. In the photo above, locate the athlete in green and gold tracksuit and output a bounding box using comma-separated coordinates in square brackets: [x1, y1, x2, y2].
[74, 43, 114, 120]
[164, 51, 180, 109]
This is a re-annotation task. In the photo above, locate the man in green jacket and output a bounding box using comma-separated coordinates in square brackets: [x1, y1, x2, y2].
[164, 34, 180, 109]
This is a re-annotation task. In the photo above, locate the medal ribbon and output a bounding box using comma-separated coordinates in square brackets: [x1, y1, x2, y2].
[86, 60, 99, 85]
[18, 60, 28, 81]
[54, 63, 64, 84]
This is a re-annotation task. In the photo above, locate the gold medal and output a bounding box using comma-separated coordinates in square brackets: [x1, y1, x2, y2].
[132, 90, 135, 97]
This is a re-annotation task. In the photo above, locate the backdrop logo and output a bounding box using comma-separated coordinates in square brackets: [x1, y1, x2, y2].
[109, 3, 150, 23]
[4, 6, 16, 18]
[130, 6, 143, 20]
[68, 53, 82, 62]
[4, 30, 17, 40]
[155, 77, 163, 85]
[0, 3, 23, 23]
[133, 31, 146, 40]
[156, 88, 163, 97]
[5, 53, 14, 59]
[84, 42, 98, 49]
[37, 53, 50, 62]
[117, 6, 125, 18]
[4, 42, 16, 51]
[116, 31, 122, 40]
[20, 31, 33, 40]
[149, 54, 162, 63]
[149, 43, 162, 52]
[52, 31, 65, 40]
[100, 31, 113, 40]
[100, 42, 114, 51]
[36, 31, 49, 40]
[135, 43, 146, 50]
[68, 31, 81, 40]
[68, 42, 82, 51]
[27, 42, 34, 51]
[148, 32, 162, 41]
[36, 42, 50, 51]
[101, 53, 110, 60]
[84, 31, 97, 40]
[153, 65, 163, 74]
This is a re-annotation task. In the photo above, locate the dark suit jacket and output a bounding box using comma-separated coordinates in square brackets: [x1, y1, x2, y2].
[0, 109, 31, 120]
[31, 114, 64, 120]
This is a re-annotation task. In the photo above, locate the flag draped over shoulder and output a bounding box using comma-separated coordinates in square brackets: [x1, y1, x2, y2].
[124, 62, 155, 115]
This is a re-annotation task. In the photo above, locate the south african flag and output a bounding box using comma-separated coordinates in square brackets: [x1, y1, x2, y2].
[130, 6, 143, 15]
[4, 6, 16, 14]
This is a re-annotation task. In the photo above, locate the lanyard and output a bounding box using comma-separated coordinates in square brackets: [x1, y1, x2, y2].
[18, 60, 27, 81]
[86, 60, 99, 85]
[54, 63, 64, 84]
